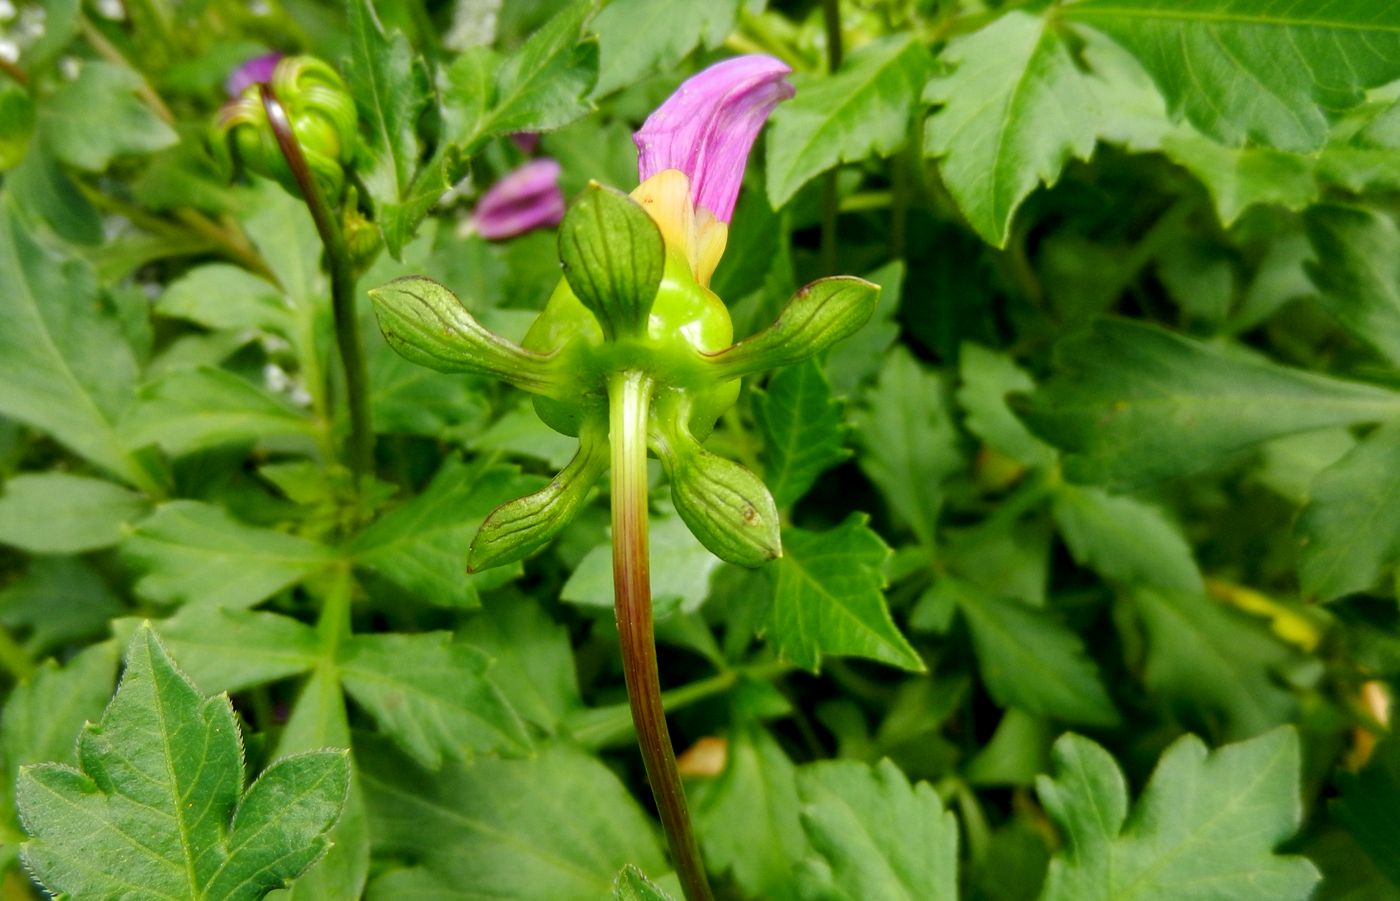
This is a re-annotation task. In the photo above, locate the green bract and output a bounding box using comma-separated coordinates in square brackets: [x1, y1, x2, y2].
[369, 181, 879, 570]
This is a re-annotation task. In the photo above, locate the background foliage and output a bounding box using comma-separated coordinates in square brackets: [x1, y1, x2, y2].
[2, 0, 1400, 898]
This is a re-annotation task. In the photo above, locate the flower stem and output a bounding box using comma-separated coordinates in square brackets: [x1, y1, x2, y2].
[259, 85, 374, 496]
[608, 371, 714, 901]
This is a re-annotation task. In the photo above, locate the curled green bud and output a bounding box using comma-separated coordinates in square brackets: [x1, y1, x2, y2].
[469, 422, 608, 571]
[558, 182, 666, 341]
[342, 190, 381, 268]
[369, 276, 568, 398]
[651, 395, 781, 567]
[706, 276, 879, 381]
[217, 56, 357, 201]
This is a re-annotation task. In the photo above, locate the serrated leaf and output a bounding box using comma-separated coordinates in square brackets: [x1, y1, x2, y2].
[1061, 0, 1400, 153]
[956, 343, 1055, 468]
[1159, 130, 1318, 225]
[37, 61, 176, 171]
[361, 740, 667, 898]
[943, 577, 1118, 726]
[764, 514, 923, 672]
[924, 11, 1099, 246]
[755, 360, 850, 508]
[1052, 483, 1202, 592]
[1296, 420, 1400, 602]
[767, 35, 931, 208]
[1037, 727, 1319, 900]
[0, 472, 147, 553]
[124, 501, 335, 609]
[17, 626, 348, 901]
[613, 865, 676, 901]
[350, 459, 541, 607]
[467, 594, 581, 735]
[346, 0, 428, 214]
[1333, 733, 1400, 889]
[1018, 319, 1400, 488]
[797, 758, 958, 901]
[120, 608, 320, 694]
[1304, 205, 1400, 368]
[123, 366, 318, 457]
[338, 632, 530, 769]
[592, 0, 738, 95]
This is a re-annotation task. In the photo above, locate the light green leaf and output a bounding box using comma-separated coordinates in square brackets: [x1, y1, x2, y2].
[361, 740, 667, 899]
[956, 343, 1055, 468]
[563, 507, 723, 617]
[755, 360, 850, 508]
[119, 608, 319, 694]
[37, 61, 176, 171]
[767, 35, 931, 208]
[613, 865, 677, 901]
[156, 264, 292, 337]
[1304, 205, 1400, 368]
[1159, 130, 1317, 225]
[924, 11, 1099, 246]
[797, 758, 958, 901]
[124, 501, 335, 609]
[123, 366, 318, 457]
[1018, 319, 1400, 488]
[468, 593, 582, 736]
[1333, 733, 1400, 889]
[242, 180, 323, 307]
[338, 632, 530, 769]
[17, 626, 348, 901]
[1052, 483, 1202, 592]
[1061, 0, 1400, 152]
[350, 459, 540, 608]
[944, 577, 1118, 726]
[1038, 727, 1320, 900]
[765, 514, 923, 672]
[0, 472, 147, 553]
[593, 0, 737, 95]
[1297, 421, 1400, 602]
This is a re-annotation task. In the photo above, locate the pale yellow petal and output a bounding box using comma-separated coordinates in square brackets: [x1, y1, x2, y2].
[631, 169, 695, 268]
[693, 207, 728, 288]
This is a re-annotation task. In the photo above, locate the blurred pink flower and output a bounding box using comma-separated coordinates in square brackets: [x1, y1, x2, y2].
[226, 52, 284, 98]
[473, 158, 566, 240]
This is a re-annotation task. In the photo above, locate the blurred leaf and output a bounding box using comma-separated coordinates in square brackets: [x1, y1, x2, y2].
[957, 343, 1055, 468]
[0, 558, 121, 655]
[1304, 205, 1400, 368]
[1051, 483, 1202, 593]
[0, 472, 147, 553]
[1159, 130, 1317, 225]
[1019, 319, 1400, 488]
[17, 627, 348, 900]
[796, 758, 958, 901]
[592, 0, 737, 95]
[755, 360, 850, 508]
[124, 501, 335, 609]
[1037, 727, 1320, 900]
[767, 35, 931, 208]
[124, 366, 318, 457]
[361, 740, 667, 898]
[944, 577, 1118, 727]
[37, 61, 176, 171]
[156, 264, 292, 337]
[339, 631, 530, 769]
[1297, 421, 1400, 602]
[614, 865, 676, 900]
[1333, 733, 1400, 889]
[765, 514, 923, 672]
[924, 11, 1099, 246]
[123, 608, 319, 694]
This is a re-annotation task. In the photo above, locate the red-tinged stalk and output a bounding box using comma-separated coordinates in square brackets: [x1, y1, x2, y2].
[259, 85, 374, 499]
[609, 370, 714, 901]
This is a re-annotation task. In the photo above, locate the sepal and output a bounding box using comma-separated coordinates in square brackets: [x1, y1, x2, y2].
[558, 182, 665, 341]
[706, 276, 879, 380]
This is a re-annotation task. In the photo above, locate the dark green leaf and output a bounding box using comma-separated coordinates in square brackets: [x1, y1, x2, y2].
[957, 343, 1055, 468]
[1304, 205, 1400, 368]
[755, 360, 850, 508]
[1051, 483, 1202, 592]
[1333, 733, 1400, 889]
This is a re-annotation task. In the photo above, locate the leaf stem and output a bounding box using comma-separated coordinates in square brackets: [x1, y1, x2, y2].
[609, 370, 714, 901]
[260, 86, 375, 498]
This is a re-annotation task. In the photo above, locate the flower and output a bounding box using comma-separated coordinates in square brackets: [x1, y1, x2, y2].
[631, 55, 794, 284]
[472, 158, 567, 240]
[225, 52, 283, 98]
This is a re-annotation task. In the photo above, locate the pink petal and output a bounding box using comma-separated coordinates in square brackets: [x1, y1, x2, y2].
[226, 52, 284, 98]
[634, 55, 794, 223]
[474, 158, 566, 240]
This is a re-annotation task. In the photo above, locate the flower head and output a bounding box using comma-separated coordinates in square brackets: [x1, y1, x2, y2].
[473, 158, 566, 240]
[225, 52, 283, 98]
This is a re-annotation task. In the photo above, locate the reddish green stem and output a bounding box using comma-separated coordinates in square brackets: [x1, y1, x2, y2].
[609, 371, 714, 901]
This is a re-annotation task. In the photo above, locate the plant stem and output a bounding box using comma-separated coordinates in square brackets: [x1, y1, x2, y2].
[609, 371, 714, 901]
[260, 86, 374, 494]
[820, 0, 844, 274]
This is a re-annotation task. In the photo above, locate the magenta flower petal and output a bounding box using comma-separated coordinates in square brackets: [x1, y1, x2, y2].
[634, 55, 794, 223]
[474, 158, 566, 240]
[226, 52, 284, 98]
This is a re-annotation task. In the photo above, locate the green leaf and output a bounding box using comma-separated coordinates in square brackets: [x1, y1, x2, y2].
[350, 459, 541, 607]
[0, 204, 149, 487]
[361, 741, 667, 898]
[242, 180, 323, 307]
[124, 501, 335, 609]
[755, 360, 850, 508]
[956, 343, 1055, 468]
[1304, 205, 1400, 368]
[1158, 130, 1318, 225]
[1296, 421, 1400, 602]
[1333, 733, 1400, 889]
[156, 264, 292, 337]
[0, 558, 121, 657]
[1132, 588, 1301, 739]
[592, 0, 738, 95]
[1018, 319, 1400, 488]
[1061, 0, 1400, 153]
[764, 514, 923, 672]
[123, 366, 318, 457]
[613, 865, 677, 901]
[944, 577, 1119, 727]
[557, 182, 664, 340]
[1037, 727, 1320, 900]
[37, 61, 176, 171]
[467, 594, 582, 736]
[767, 35, 931, 208]
[796, 758, 959, 901]
[338, 632, 530, 769]
[121, 608, 319, 694]
[924, 11, 1099, 246]
[854, 348, 963, 548]
[0, 472, 147, 553]
[1051, 483, 1202, 592]
[17, 626, 348, 901]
